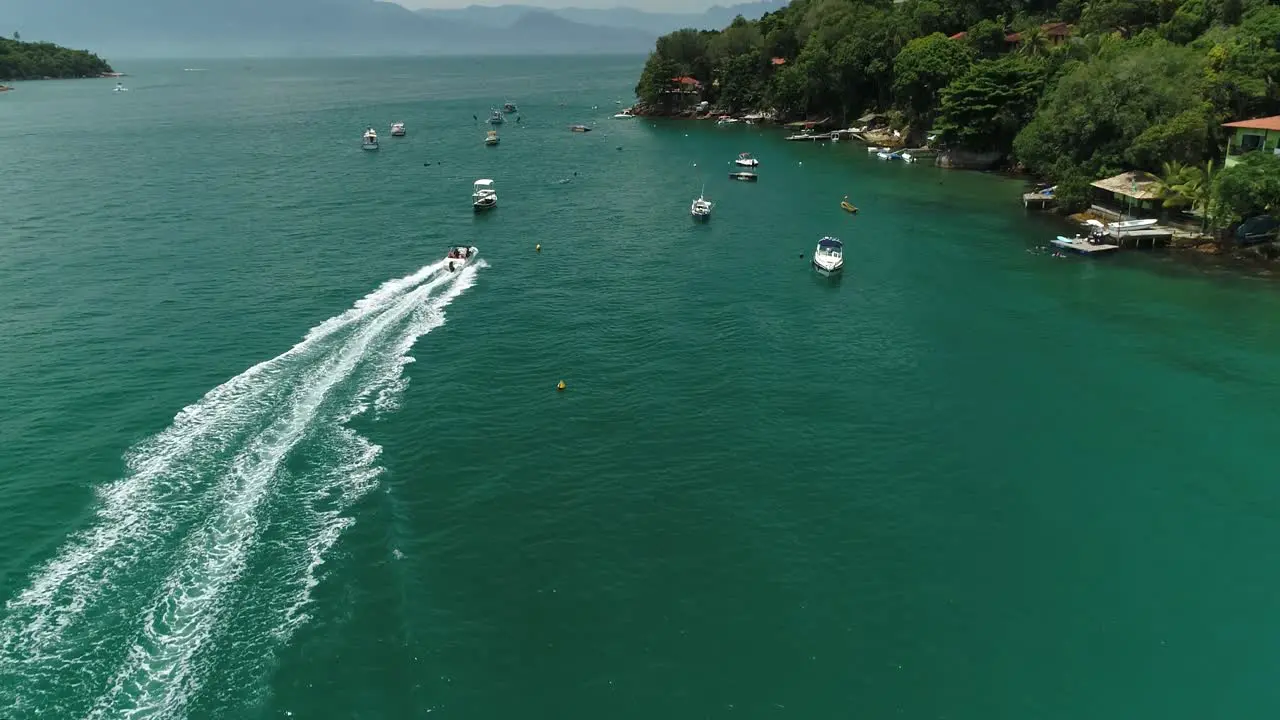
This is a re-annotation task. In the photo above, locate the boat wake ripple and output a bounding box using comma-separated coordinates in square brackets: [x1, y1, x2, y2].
[0, 259, 485, 718]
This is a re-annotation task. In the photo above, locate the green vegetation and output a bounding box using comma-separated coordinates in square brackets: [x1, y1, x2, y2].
[0, 37, 113, 81]
[635, 0, 1280, 228]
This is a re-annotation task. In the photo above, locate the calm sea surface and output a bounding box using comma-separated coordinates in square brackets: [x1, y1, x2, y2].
[2, 56, 1280, 719]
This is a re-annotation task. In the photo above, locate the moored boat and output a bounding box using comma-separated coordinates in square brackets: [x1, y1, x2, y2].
[488, 109, 505, 124]
[390, 122, 406, 137]
[841, 196, 858, 214]
[729, 171, 758, 182]
[570, 124, 592, 132]
[613, 108, 636, 118]
[1108, 218, 1158, 230]
[812, 236, 844, 275]
[503, 102, 518, 113]
[472, 178, 497, 211]
[734, 152, 759, 167]
[445, 245, 479, 272]
[691, 191, 712, 221]
[362, 128, 379, 150]
[485, 129, 499, 146]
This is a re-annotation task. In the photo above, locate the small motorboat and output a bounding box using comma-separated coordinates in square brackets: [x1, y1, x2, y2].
[812, 236, 844, 275]
[503, 102, 517, 113]
[570, 124, 592, 132]
[362, 128, 379, 150]
[841, 197, 858, 214]
[390, 122, 406, 137]
[717, 116, 740, 125]
[728, 171, 758, 182]
[734, 152, 759, 167]
[472, 178, 497, 211]
[1109, 218, 1158, 230]
[488, 109, 505, 124]
[691, 193, 712, 221]
[485, 129, 499, 146]
[445, 245, 479, 272]
[613, 108, 636, 118]
[113, 82, 128, 92]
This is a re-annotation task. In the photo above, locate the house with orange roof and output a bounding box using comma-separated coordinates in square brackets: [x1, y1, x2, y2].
[1222, 115, 1280, 167]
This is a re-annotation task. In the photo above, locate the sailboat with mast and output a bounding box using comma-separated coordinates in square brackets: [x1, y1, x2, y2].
[690, 183, 712, 221]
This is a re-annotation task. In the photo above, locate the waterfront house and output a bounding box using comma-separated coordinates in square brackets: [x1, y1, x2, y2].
[1222, 115, 1280, 167]
[1089, 171, 1163, 220]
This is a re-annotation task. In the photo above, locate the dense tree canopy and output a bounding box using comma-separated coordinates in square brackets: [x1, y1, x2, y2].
[0, 37, 113, 81]
[635, 0, 1280, 226]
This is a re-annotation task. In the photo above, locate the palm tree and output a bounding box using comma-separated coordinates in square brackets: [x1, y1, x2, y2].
[1162, 160, 1216, 232]
[1157, 160, 1192, 209]
[1016, 26, 1050, 58]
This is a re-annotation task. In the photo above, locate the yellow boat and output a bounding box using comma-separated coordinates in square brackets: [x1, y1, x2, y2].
[841, 197, 858, 214]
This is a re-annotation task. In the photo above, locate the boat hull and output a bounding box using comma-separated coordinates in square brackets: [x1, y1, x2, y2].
[812, 258, 844, 275]
[729, 172, 758, 182]
[841, 202, 857, 214]
[691, 211, 710, 222]
[734, 159, 759, 167]
[362, 142, 379, 151]
[390, 131, 405, 137]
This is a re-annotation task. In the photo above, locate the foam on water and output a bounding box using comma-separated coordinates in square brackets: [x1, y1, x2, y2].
[0, 259, 480, 718]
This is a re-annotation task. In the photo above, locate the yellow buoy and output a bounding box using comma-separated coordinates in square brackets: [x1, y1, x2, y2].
[536, 243, 541, 252]
[557, 380, 566, 391]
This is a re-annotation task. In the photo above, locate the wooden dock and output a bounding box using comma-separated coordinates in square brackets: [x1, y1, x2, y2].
[1051, 237, 1120, 255]
[1023, 192, 1055, 209]
[1108, 228, 1172, 247]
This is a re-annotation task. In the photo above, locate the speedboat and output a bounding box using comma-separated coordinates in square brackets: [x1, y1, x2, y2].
[503, 102, 517, 113]
[445, 246, 479, 272]
[362, 128, 379, 150]
[812, 236, 844, 275]
[841, 197, 858, 214]
[734, 152, 759, 167]
[113, 82, 128, 92]
[488, 110, 505, 124]
[728, 171, 758, 182]
[485, 129, 499, 146]
[570, 124, 592, 132]
[1109, 218, 1158, 230]
[390, 122, 406, 137]
[472, 178, 497, 211]
[691, 194, 712, 221]
[613, 108, 636, 118]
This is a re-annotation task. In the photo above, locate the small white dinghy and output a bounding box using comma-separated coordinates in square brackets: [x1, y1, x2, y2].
[734, 152, 759, 167]
[362, 128, 379, 150]
[472, 178, 497, 211]
[1109, 218, 1158, 230]
[812, 236, 844, 276]
[445, 245, 479, 272]
[390, 122, 406, 137]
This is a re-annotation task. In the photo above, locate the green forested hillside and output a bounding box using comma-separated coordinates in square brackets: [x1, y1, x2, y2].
[635, 0, 1280, 221]
[0, 36, 114, 81]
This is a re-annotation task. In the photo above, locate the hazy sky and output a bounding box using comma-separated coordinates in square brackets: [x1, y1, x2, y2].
[397, 0, 721, 11]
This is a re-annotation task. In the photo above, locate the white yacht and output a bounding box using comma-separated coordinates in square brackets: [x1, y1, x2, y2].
[390, 122, 406, 137]
[734, 152, 759, 167]
[362, 128, 379, 150]
[488, 109, 505, 124]
[485, 129, 499, 146]
[690, 191, 712, 221]
[472, 178, 497, 211]
[812, 236, 844, 275]
[613, 108, 636, 118]
[445, 245, 479, 272]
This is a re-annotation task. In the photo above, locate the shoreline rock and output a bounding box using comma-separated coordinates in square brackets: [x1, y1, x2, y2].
[935, 149, 1005, 170]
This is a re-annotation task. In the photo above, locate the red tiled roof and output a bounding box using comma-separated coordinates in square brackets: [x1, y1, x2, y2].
[1224, 116, 1280, 131]
[949, 31, 967, 40]
[771, 57, 787, 65]
[671, 76, 700, 85]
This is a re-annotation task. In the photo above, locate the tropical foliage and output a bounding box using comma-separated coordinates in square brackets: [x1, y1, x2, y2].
[635, 0, 1280, 227]
[0, 37, 113, 81]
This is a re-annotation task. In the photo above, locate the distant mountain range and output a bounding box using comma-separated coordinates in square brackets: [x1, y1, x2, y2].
[416, 1, 787, 36]
[0, 0, 785, 58]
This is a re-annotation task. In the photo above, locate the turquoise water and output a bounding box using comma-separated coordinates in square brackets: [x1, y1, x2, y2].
[3, 56, 1280, 718]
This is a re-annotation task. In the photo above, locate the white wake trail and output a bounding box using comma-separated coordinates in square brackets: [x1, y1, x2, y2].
[0, 259, 470, 717]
